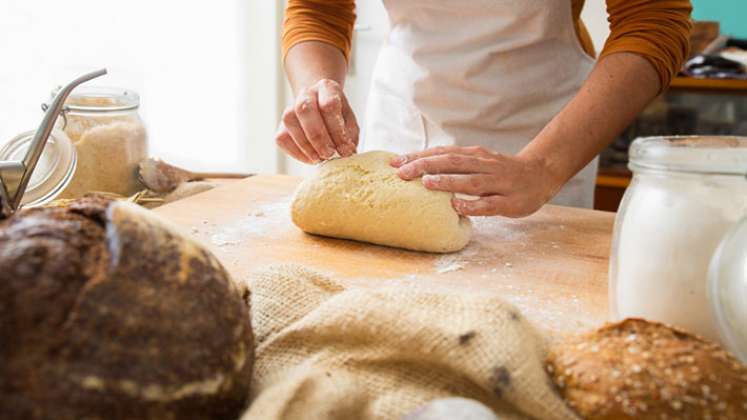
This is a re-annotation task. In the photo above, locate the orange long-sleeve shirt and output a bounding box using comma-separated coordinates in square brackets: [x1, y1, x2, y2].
[282, 0, 692, 91]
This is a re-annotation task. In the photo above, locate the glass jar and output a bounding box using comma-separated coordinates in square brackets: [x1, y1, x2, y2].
[610, 136, 747, 343]
[49, 86, 148, 198]
[0, 129, 77, 207]
[708, 214, 747, 363]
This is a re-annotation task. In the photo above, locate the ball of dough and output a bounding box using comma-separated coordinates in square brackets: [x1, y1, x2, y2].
[0, 197, 254, 420]
[291, 151, 472, 253]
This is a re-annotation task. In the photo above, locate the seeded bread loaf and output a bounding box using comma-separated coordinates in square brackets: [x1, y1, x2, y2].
[0, 198, 254, 420]
[546, 318, 747, 419]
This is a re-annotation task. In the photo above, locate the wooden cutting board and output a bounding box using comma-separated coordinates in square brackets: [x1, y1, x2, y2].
[154, 175, 615, 339]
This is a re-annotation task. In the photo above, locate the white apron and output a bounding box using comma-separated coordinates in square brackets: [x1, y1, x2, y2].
[362, 0, 598, 208]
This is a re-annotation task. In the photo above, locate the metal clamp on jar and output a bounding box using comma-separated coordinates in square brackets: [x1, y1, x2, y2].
[0, 69, 107, 219]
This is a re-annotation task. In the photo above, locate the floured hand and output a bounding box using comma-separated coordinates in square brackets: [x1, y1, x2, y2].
[276, 79, 359, 164]
[392, 145, 562, 218]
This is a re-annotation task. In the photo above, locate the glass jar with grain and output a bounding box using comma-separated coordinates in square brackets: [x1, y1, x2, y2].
[48, 86, 148, 198]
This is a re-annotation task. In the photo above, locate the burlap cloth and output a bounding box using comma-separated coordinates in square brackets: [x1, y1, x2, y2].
[241, 265, 579, 420]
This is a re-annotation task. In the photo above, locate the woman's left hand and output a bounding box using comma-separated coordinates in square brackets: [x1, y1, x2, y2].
[391, 146, 562, 218]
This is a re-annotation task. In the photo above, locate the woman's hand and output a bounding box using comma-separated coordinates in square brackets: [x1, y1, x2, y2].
[391, 146, 563, 218]
[276, 79, 360, 164]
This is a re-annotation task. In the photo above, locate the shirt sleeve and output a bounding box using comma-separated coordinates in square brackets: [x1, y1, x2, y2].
[281, 0, 357, 63]
[601, 0, 692, 92]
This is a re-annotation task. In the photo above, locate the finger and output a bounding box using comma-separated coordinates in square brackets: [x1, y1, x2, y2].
[453, 196, 504, 216]
[461, 145, 499, 158]
[422, 174, 499, 196]
[391, 145, 498, 167]
[282, 110, 320, 162]
[317, 81, 354, 157]
[341, 95, 360, 149]
[397, 155, 498, 179]
[295, 91, 337, 159]
[390, 145, 465, 167]
[453, 196, 531, 218]
[275, 129, 313, 164]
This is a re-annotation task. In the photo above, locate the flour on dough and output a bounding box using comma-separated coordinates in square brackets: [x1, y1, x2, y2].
[291, 151, 472, 253]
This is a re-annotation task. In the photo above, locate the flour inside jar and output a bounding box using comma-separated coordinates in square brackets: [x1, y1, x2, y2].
[53, 87, 148, 198]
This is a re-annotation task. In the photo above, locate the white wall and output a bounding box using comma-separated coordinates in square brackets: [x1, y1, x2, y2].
[0, 1, 610, 177]
[245, 1, 285, 174]
[0, 0, 260, 173]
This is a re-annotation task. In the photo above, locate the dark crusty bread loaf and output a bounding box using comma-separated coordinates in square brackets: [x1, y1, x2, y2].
[0, 197, 254, 420]
[546, 318, 747, 420]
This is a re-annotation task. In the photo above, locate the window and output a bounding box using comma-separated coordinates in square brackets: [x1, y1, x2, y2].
[0, 0, 279, 173]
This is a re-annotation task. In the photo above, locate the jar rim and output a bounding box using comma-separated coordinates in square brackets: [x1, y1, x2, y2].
[0, 129, 77, 206]
[49, 86, 140, 112]
[628, 136, 747, 176]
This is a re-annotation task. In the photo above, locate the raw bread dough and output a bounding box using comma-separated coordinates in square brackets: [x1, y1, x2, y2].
[291, 151, 471, 253]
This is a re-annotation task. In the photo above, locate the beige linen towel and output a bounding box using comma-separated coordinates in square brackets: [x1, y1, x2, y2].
[242, 265, 577, 420]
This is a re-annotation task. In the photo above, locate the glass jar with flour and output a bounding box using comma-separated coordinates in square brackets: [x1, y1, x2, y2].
[47, 86, 148, 198]
[610, 136, 747, 349]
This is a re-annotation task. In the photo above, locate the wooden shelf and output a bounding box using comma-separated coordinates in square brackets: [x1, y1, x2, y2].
[594, 171, 631, 211]
[669, 76, 747, 93]
[596, 174, 631, 189]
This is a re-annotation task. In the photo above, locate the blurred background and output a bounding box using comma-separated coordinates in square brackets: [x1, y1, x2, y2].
[1, 0, 745, 194]
[0, 1, 607, 177]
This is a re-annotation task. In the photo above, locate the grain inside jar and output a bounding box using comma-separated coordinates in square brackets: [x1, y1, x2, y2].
[51, 87, 148, 198]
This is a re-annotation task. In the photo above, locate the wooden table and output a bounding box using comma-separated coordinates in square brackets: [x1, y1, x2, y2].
[155, 175, 615, 339]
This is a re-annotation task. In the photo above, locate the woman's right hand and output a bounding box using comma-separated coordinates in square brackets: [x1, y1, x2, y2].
[275, 79, 360, 164]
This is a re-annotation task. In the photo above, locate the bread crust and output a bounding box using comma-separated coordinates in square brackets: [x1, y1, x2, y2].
[0, 198, 254, 420]
[546, 318, 747, 419]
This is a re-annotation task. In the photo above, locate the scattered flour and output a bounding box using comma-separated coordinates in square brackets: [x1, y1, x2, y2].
[209, 232, 241, 247]
[208, 196, 292, 247]
[435, 260, 466, 274]
[431, 216, 530, 273]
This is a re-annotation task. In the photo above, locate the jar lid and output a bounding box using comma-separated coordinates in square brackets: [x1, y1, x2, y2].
[49, 86, 140, 112]
[0, 130, 77, 207]
[708, 217, 747, 364]
[629, 136, 747, 175]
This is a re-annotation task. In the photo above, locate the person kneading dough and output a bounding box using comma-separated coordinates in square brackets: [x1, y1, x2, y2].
[275, 0, 692, 218]
[292, 151, 471, 253]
